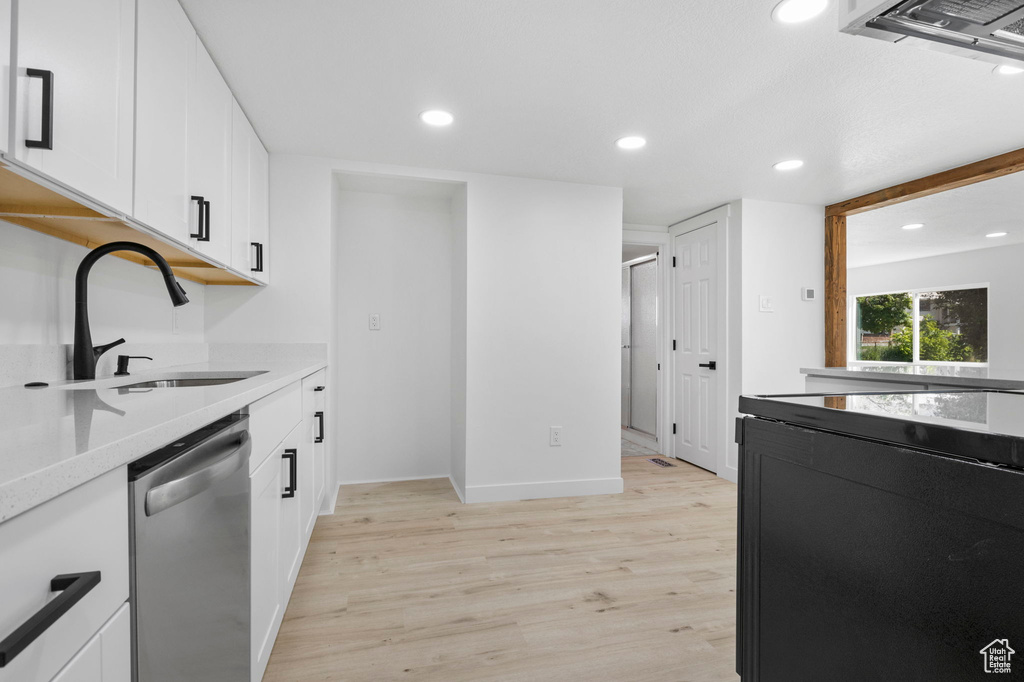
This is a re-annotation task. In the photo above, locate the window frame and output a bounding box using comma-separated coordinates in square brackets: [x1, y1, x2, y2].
[847, 282, 990, 367]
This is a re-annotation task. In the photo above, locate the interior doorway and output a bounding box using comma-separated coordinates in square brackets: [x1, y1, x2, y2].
[622, 244, 661, 455]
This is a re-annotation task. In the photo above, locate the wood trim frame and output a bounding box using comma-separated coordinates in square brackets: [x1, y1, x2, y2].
[824, 147, 1024, 367]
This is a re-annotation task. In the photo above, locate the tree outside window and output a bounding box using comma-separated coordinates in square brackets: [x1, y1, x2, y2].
[855, 287, 987, 363]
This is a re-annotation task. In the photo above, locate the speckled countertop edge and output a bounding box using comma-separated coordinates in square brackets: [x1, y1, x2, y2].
[0, 359, 326, 523]
[801, 367, 1024, 390]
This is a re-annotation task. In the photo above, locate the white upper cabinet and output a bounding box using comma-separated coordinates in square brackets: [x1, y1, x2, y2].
[231, 99, 270, 283]
[134, 0, 194, 243]
[14, 0, 136, 215]
[187, 39, 233, 265]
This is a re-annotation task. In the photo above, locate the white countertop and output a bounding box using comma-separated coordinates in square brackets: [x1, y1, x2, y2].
[0, 359, 326, 523]
[801, 365, 1024, 390]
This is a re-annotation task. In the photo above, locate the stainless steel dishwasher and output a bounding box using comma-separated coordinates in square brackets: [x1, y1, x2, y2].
[128, 411, 251, 681]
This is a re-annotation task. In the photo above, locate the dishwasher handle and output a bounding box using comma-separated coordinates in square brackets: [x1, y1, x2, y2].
[145, 432, 251, 516]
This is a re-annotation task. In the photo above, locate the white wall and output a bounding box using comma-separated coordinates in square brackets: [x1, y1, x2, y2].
[462, 174, 623, 502]
[0, 220, 206, 347]
[738, 199, 825, 395]
[849, 243, 1021, 372]
[450, 185, 468, 499]
[333, 187, 457, 483]
[207, 155, 623, 503]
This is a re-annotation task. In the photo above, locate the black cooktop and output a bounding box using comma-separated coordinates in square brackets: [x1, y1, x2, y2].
[739, 389, 1024, 470]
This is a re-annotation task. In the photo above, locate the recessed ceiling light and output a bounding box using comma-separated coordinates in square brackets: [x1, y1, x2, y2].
[773, 159, 804, 171]
[994, 64, 1024, 76]
[616, 136, 647, 150]
[772, 0, 829, 24]
[987, 231, 1008, 238]
[419, 110, 454, 126]
[901, 223, 925, 230]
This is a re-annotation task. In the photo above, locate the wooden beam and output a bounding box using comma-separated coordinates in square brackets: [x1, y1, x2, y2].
[826, 147, 1024, 217]
[825, 214, 847, 368]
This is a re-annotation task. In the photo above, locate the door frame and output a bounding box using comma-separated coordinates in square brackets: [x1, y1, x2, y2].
[668, 206, 732, 474]
[622, 231, 670, 453]
[621, 253, 659, 444]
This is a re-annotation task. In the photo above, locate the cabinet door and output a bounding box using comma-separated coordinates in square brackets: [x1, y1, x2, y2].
[134, 0, 194, 242]
[250, 446, 282, 682]
[230, 100, 252, 273]
[299, 374, 322, 539]
[249, 133, 270, 283]
[15, 0, 135, 214]
[279, 425, 303, 592]
[187, 39, 232, 264]
[49, 603, 130, 682]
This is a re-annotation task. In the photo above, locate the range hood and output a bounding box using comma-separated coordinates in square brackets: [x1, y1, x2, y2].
[841, 0, 1024, 65]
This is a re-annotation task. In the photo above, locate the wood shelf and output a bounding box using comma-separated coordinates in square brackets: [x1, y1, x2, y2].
[0, 164, 259, 286]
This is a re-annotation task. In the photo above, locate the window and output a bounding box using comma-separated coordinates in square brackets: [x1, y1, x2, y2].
[854, 287, 988, 364]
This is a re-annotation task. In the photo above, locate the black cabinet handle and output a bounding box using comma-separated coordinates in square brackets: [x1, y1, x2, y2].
[0, 571, 101, 667]
[698, 361, 717, 370]
[315, 411, 325, 444]
[314, 386, 325, 392]
[250, 242, 264, 273]
[190, 196, 205, 239]
[282, 448, 297, 498]
[25, 69, 54, 150]
[201, 200, 211, 242]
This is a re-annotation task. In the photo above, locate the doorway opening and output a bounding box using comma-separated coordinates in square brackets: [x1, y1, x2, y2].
[622, 244, 661, 458]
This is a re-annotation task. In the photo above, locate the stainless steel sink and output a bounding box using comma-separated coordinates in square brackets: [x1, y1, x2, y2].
[118, 377, 247, 389]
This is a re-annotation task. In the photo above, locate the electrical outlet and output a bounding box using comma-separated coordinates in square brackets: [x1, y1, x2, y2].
[369, 314, 381, 331]
[758, 295, 775, 313]
[550, 426, 563, 447]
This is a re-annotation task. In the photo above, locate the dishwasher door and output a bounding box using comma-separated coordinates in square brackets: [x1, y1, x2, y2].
[129, 412, 251, 682]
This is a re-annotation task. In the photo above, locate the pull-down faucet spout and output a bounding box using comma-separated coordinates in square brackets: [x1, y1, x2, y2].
[73, 241, 189, 381]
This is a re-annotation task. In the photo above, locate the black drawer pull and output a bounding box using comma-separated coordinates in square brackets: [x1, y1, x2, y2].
[250, 242, 264, 273]
[313, 386, 325, 392]
[0, 571, 101, 667]
[25, 68, 54, 150]
[282, 449, 297, 498]
[190, 195, 205, 240]
[200, 200, 211, 242]
[315, 411, 325, 444]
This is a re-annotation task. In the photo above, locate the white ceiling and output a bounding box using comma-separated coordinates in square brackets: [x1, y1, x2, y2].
[178, 0, 1024, 226]
[848, 171, 1024, 268]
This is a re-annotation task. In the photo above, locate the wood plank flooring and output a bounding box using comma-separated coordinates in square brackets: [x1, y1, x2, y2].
[264, 457, 739, 682]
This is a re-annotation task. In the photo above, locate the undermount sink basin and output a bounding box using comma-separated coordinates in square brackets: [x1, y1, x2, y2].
[117, 377, 247, 389]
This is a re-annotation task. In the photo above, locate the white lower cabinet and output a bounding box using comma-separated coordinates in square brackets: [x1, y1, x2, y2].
[0, 467, 128, 682]
[49, 604, 130, 682]
[301, 370, 328, 523]
[250, 375, 321, 682]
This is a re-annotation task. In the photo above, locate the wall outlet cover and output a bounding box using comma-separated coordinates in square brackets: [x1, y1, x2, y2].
[369, 314, 381, 331]
[549, 426, 563, 446]
[758, 295, 775, 313]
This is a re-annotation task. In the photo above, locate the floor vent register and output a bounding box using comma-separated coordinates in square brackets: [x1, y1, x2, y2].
[647, 458, 675, 468]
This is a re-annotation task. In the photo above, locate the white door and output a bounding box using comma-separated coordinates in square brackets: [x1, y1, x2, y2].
[15, 0, 136, 214]
[673, 223, 718, 471]
[134, 0, 194, 242]
[187, 39, 233, 264]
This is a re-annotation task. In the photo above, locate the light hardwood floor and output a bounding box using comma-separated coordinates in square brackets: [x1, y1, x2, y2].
[264, 457, 739, 682]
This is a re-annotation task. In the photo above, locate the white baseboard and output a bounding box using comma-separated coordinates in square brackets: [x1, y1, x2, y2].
[318, 483, 340, 516]
[448, 475, 466, 503]
[337, 473, 449, 485]
[621, 428, 659, 452]
[464, 476, 624, 504]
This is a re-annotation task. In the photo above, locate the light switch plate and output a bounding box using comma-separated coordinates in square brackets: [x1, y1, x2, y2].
[369, 314, 381, 331]
[802, 287, 816, 301]
[759, 296, 775, 313]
